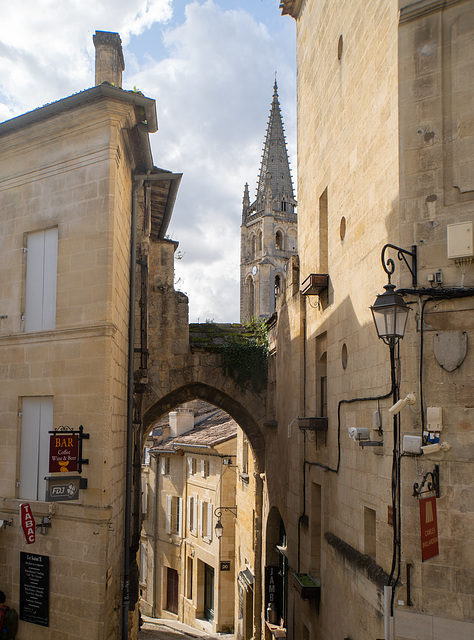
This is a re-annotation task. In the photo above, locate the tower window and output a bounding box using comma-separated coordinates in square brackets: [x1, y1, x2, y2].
[275, 231, 283, 250]
[281, 201, 287, 212]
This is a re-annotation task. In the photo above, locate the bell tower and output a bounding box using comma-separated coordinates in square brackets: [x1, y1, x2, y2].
[240, 81, 297, 323]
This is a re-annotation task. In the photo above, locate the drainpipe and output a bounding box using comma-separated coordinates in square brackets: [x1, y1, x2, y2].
[122, 177, 143, 640]
[253, 471, 263, 640]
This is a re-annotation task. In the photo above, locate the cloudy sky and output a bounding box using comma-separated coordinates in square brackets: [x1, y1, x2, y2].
[0, 0, 296, 322]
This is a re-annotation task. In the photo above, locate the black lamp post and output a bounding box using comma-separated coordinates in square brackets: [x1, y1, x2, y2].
[371, 243, 416, 634]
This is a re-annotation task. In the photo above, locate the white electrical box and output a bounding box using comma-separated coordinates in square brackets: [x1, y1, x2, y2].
[447, 222, 473, 258]
[403, 435, 422, 454]
[426, 407, 442, 432]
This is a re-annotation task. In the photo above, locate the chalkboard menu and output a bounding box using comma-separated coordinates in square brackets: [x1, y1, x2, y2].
[20, 552, 49, 627]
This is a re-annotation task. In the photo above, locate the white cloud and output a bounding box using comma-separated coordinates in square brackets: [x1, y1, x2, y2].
[128, 0, 296, 321]
[0, 0, 172, 115]
[0, 0, 296, 323]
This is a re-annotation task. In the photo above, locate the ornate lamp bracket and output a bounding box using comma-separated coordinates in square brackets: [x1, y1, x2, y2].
[413, 464, 440, 498]
[381, 244, 417, 287]
[214, 506, 237, 519]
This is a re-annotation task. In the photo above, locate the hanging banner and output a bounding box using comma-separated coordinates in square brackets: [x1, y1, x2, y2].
[49, 433, 79, 472]
[419, 496, 439, 562]
[20, 503, 36, 544]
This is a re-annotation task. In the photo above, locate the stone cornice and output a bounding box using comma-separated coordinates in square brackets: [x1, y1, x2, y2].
[0, 323, 118, 346]
[280, 0, 304, 19]
[399, 0, 467, 23]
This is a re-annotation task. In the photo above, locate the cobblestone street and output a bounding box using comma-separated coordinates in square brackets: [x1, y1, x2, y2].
[139, 617, 234, 640]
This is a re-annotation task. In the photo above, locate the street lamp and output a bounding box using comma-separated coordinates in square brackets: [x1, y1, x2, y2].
[370, 283, 410, 345]
[214, 506, 237, 539]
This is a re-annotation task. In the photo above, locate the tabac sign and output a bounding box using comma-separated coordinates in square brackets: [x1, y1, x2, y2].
[20, 503, 35, 544]
[49, 434, 79, 472]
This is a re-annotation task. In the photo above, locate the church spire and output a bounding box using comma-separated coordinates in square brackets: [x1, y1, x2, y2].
[256, 80, 295, 211]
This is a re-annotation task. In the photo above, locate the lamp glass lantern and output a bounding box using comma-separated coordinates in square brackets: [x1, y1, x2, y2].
[370, 284, 409, 345]
[214, 519, 224, 539]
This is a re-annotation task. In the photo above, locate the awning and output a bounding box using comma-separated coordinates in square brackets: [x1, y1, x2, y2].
[238, 569, 254, 591]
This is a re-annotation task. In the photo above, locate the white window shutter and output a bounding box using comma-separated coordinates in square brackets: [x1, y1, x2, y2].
[25, 228, 58, 332]
[198, 500, 203, 536]
[187, 497, 192, 533]
[201, 459, 205, 477]
[207, 503, 213, 541]
[166, 495, 172, 534]
[193, 495, 198, 534]
[178, 497, 183, 537]
[161, 457, 166, 475]
[188, 457, 192, 475]
[20, 396, 53, 501]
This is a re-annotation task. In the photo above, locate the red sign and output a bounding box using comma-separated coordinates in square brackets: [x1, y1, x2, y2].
[419, 496, 439, 562]
[49, 433, 79, 472]
[20, 503, 35, 544]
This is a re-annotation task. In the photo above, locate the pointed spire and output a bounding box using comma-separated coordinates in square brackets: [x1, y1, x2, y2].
[256, 80, 295, 210]
[242, 182, 250, 221]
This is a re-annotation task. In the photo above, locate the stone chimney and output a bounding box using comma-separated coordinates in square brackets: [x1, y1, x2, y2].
[93, 31, 125, 88]
[169, 410, 194, 438]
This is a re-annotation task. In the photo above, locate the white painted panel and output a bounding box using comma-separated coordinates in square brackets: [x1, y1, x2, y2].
[19, 397, 41, 500]
[193, 495, 198, 534]
[178, 497, 183, 537]
[25, 232, 45, 332]
[25, 228, 58, 331]
[207, 502, 212, 541]
[165, 495, 172, 534]
[19, 396, 53, 501]
[42, 228, 58, 330]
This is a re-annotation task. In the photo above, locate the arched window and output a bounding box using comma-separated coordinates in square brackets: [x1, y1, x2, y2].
[274, 275, 281, 296]
[275, 230, 283, 250]
[250, 234, 256, 258]
[288, 229, 297, 252]
[257, 230, 262, 253]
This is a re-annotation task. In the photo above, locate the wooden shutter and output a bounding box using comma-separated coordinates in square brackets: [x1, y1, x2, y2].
[178, 497, 183, 537]
[193, 495, 198, 534]
[207, 502, 213, 541]
[19, 396, 53, 501]
[166, 495, 172, 534]
[25, 228, 58, 332]
[198, 500, 203, 536]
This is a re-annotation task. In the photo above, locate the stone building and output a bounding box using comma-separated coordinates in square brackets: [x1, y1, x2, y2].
[140, 403, 239, 634]
[240, 81, 297, 322]
[0, 31, 181, 639]
[258, 1, 474, 639]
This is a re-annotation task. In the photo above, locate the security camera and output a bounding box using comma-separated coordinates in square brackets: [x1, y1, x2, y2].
[388, 393, 416, 416]
[348, 427, 370, 442]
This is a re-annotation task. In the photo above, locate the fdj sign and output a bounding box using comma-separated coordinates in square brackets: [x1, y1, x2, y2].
[46, 477, 85, 502]
[49, 434, 79, 472]
[20, 503, 35, 544]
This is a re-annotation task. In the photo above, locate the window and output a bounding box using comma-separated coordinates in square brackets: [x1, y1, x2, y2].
[201, 459, 210, 478]
[257, 230, 262, 253]
[186, 556, 193, 600]
[275, 230, 283, 250]
[142, 447, 150, 465]
[310, 483, 322, 576]
[364, 507, 376, 558]
[140, 542, 147, 584]
[19, 397, 53, 501]
[166, 496, 183, 536]
[319, 188, 328, 273]
[25, 228, 58, 332]
[188, 457, 197, 476]
[316, 333, 327, 418]
[141, 476, 148, 514]
[242, 439, 249, 475]
[188, 495, 198, 535]
[161, 456, 170, 475]
[200, 501, 213, 541]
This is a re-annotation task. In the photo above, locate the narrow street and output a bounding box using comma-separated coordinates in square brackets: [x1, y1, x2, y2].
[139, 616, 234, 640]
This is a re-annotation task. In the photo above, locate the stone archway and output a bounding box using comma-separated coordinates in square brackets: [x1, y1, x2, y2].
[143, 381, 265, 471]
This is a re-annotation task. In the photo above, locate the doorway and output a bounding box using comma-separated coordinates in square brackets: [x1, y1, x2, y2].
[204, 564, 215, 621]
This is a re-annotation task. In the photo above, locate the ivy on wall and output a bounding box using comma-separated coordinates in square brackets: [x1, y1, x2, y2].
[220, 318, 268, 394]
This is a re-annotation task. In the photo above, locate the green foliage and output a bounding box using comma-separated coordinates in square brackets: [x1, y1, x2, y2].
[220, 317, 268, 394]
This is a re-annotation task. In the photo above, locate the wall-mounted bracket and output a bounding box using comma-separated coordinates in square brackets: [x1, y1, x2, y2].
[413, 464, 440, 498]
